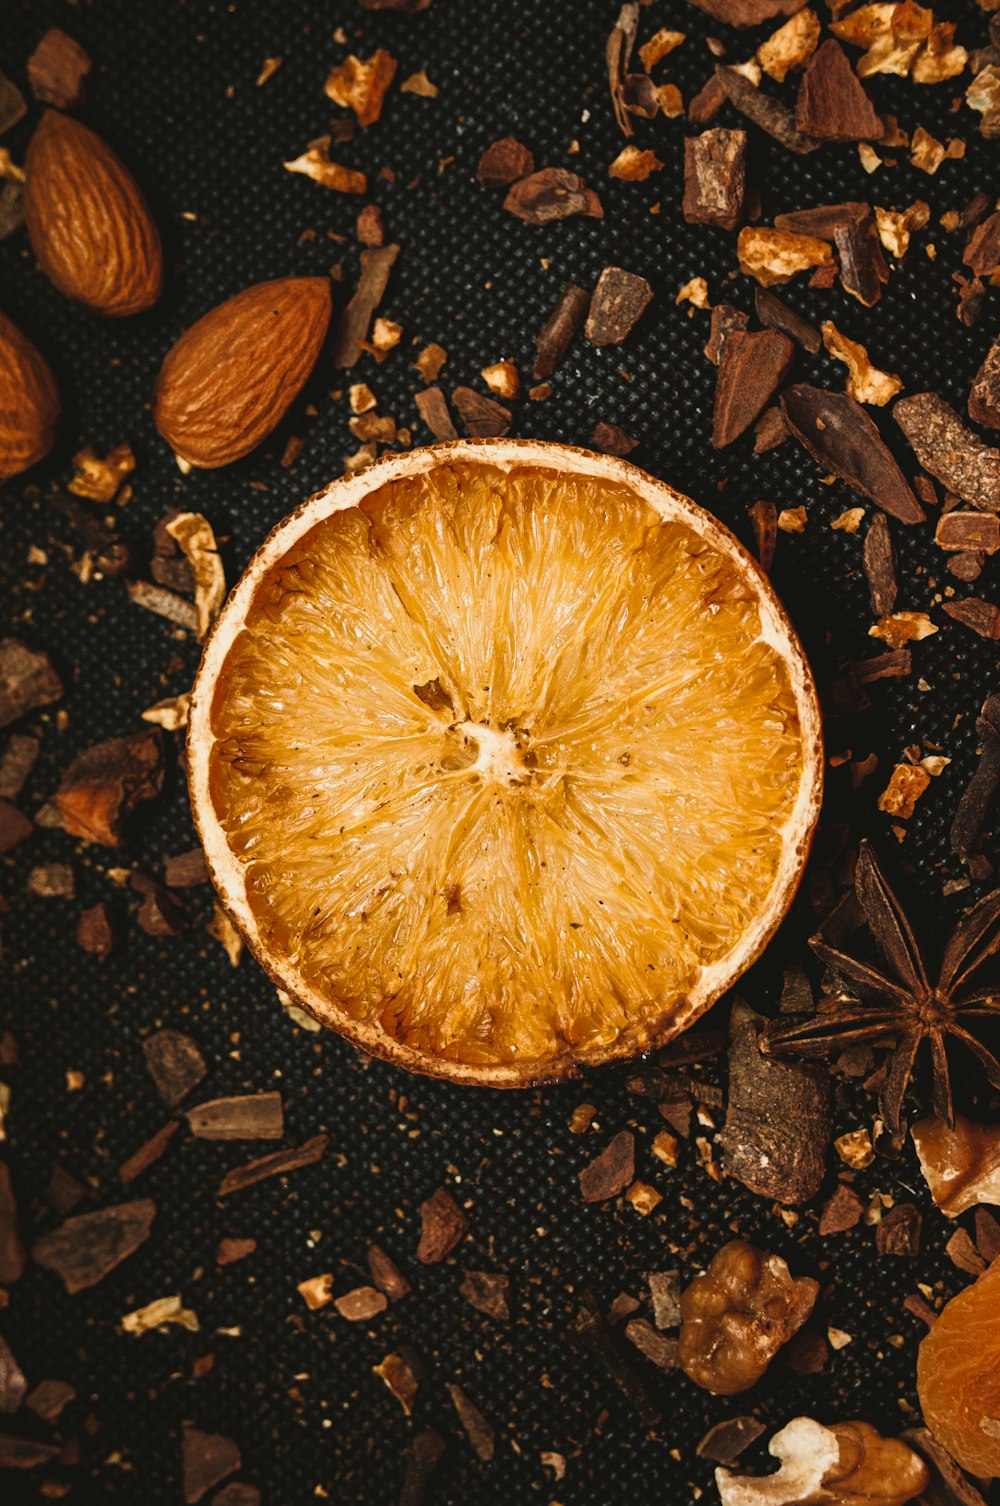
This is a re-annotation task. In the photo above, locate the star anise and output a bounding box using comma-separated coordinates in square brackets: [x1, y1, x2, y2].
[760, 841, 1000, 1140]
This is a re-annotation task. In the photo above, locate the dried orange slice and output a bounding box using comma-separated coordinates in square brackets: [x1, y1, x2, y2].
[188, 441, 821, 1084]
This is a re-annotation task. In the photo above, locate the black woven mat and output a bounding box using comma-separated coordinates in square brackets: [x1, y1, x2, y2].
[2, 1, 999, 1502]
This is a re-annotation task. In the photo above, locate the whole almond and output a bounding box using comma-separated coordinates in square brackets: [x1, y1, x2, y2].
[0, 309, 60, 480]
[24, 110, 163, 317]
[153, 277, 332, 468]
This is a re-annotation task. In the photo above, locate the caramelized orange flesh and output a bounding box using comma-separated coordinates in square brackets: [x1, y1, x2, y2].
[917, 1257, 1000, 1478]
[207, 461, 804, 1068]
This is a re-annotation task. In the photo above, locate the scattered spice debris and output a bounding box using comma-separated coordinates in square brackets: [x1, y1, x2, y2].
[416, 1186, 468, 1263]
[713, 330, 795, 448]
[721, 1002, 832, 1204]
[32, 1198, 156, 1293]
[567, 1291, 661, 1425]
[782, 385, 924, 524]
[585, 267, 653, 346]
[876, 1203, 922, 1257]
[217, 1134, 328, 1198]
[503, 168, 603, 224]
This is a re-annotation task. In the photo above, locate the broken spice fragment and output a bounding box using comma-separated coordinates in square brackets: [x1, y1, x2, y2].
[579, 1130, 635, 1202]
[503, 168, 603, 224]
[682, 129, 747, 231]
[33, 1198, 156, 1293]
[713, 330, 795, 448]
[417, 1186, 468, 1263]
[43, 729, 164, 846]
[585, 267, 653, 346]
[782, 386, 924, 524]
[913, 1114, 1000, 1217]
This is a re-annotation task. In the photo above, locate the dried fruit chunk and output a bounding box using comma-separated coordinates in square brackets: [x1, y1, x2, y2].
[678, 1239, 818, 1394]
[189, 444, 821, 1082]
[503, 168, 603, 224]
[737, 228, 833, 287]
[24, 111, 163, 316]
[154, 278, 331, 467]
[716, 1416, 928, 1505]
[0, 311, 60, 480]
[0, 638, 62, 729]
[917, 1259, 1000, 1478]
[476, 138, 534, 188]
[27, 29, 91, 108]
[913, 1114, 1000, 1218]
[324, 50, 396, 126]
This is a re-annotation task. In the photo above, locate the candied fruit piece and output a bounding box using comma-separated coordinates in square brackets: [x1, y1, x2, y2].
[678, 1238, 818, 1395]
[917, 1257, 1000, 1478]
[716, 1416, 928, 1505]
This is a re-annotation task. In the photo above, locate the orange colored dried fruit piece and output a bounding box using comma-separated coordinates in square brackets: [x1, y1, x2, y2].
[917, 1258, 1000, 1478]
[679, 1238, 819, 1394]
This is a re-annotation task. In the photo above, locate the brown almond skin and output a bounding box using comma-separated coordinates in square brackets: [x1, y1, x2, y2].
[0, 309, 61, 481]
[24, 110, 163, 317]
[153, 277, 333, 468]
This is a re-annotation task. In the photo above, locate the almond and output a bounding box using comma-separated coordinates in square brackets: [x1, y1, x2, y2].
[24, 110, 163, 317]
[0, 309, 60, 480]
[152, 278, 332, 468]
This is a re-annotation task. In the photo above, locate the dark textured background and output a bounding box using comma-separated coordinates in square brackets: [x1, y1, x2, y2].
[1, 1, 999, 1502]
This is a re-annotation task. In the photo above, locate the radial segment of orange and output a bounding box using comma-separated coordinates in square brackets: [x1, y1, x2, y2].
[209, 462, 804, 1066]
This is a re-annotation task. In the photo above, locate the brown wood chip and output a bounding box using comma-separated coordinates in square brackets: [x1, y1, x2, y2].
[818, 1182, 865, 1235]
[217, 1134, 328, 1197]
[688, 73, 726, 124]
[182, 1426, 241, 1505]
[946, 1227, 986, 1276]
[332, 244, 400, 368]
[186, 1092, 284, 1141]
[164, 848, 209, 887]
[713, 330, 794, 448]
[0, 1333, 27, 1414]
[579, 1129, 635, 1202]
[534, 282, 589, 379]
[476, 137, 534, 187]
[1, 798, 35, 853]
[976, 1208, 1000, 1264]
[754, 287, 821, 353]
[894, 392, 1000, 513]
[460, 1269, 510, 1321]
[27, 28, 91, 109]
[25, 1377, 75, 1422]
[782, 385, 925, 524]
[834, 214, 889, 307]
[876, 1202, 921, 1257]
[970, 332, 1000, 430]
[863, 512, 898, 615]
[585, 267, 653, 346]
[42, 729, 164, 846]
[414, 386, 457, 440]
[691, 0, 809, 23]
[697, 1416, 766, 1464]
[503, 167, 603, 224]
[795, 40, 884, 142]
[964, 212, 1000, 279]
[448, 1384, 495, 1461]
[624, 1317, 678, 1371]
[213, 1486, 260, 1506]
[334, 1285, 388, 1320]
[0, 733, 39, 800]
[591, 421, 637, 455]
[0, 1435, 61, 1470]
[32, 1198, 156, 1293]
[400, 1428, 446, 1506]
[417, 1188, 468, 1263]
[682, 128, 747, 231]
[705, 304, 750, 366]
[936, 511, 1000, 553]
[217, 1236, 257, 1265]
[120, 1120, 180, 1184]
[451, 386, 511, 437]
[367, 1242, 410, 1299]
[723, 1004, 831, 1203]
[0, 1161, 25, 1284]
[143, 1028, 207, 1108]
[0, 639, 63, 730]
[943, 598, 1000, 639]
[714, 65, 821, 154]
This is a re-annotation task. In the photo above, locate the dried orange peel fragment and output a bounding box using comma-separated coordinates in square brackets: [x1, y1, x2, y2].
[188, 441, 821, 1084]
